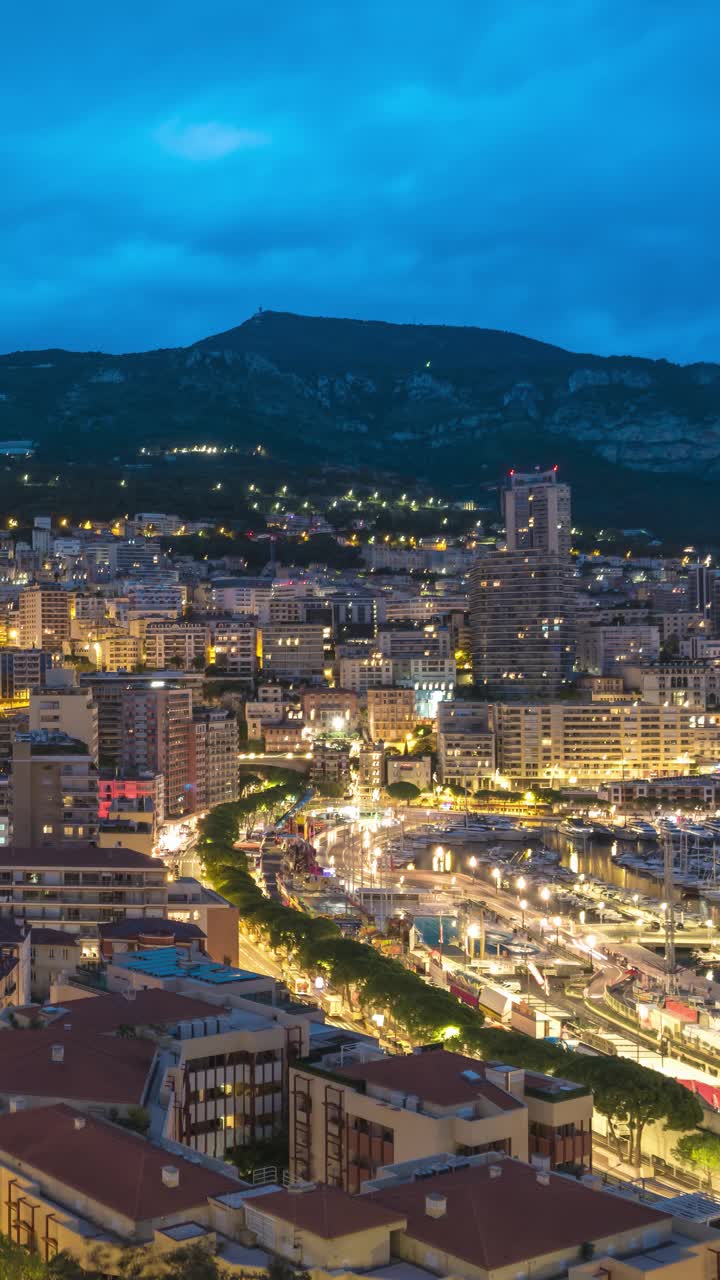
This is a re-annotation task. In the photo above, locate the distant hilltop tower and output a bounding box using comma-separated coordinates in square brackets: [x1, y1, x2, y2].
[502, 465, 571, 557]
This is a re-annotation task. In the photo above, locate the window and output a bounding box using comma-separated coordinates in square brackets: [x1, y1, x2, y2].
[42, 824, 53, 835]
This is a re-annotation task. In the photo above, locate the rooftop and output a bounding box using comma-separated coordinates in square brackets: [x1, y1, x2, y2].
[368, 1160, 667, 1272]
[0, 1028, 155, 1104]
[256, 1185, 406, 1239]
[113, 945, 267, 986]
[339, 1049, 526, 1111]
[31, 927, 81, 947]
[39, 989, 229, 1034]
[0, 844, 159, 869]
[0, 1103, 239, 1222]
[99, 916, 206, 941]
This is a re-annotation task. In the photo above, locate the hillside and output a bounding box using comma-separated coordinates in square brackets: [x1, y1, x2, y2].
[0, 310, 719, 538]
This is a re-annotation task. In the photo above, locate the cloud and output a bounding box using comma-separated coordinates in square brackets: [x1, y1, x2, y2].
[154, 119, 270, 160]
[0, 0, 719, 358]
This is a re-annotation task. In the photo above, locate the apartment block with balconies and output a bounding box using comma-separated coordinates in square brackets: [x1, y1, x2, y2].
[289, 1048, 592, 1192]
[0, 844, 168, 941]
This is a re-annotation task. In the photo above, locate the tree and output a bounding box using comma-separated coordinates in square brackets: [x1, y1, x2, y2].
[118, 1241, 229, 1278]
[386, 781, 421, 802]
[568, 1057, 702, 1166]
[675, 1130, 720, 1188]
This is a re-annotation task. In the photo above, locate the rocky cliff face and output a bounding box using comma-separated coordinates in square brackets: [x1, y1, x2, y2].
[1, 310, 719, 480]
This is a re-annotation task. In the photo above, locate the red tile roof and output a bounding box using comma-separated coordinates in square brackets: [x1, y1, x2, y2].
[31, 928, 81, 947]
[0, 1104, 239, 1221]
[257, 1185, 406, 1238]
[340, 1049, 524, 1111]
[369, 1161, 667, 1270]
[46, 989, 227, 1033]
[0, 1028, 155, 1104]
[0, 844, 158, 868]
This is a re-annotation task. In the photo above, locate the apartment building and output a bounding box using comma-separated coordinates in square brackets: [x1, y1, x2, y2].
[357, 745, 385, 798]
[469, 550, 575, 700]
[29, 685, 99, 762]
[18, 585, 73, 651]
[121, 685, 194, 817]
[11, 731, 99, 845]
[0, 843, 168, 937]
[492, 701, 720, 787]
[80, 672, 201, 766]
[141, 619, 206, 670]
[0, 919, 30, 1007]
[261, 623, 326, 681]
[502, 467, 572, 556]
[575, 623, 660, 675]
[302, 688, 360, 733]
[367, 688, 415, 745]
[289, 1048, 592, 1191]
[206, 615, 257, 678]
[191, 707, 239, 810]
[377, 626, 451, 660]
[98, 630, 142, 671]
[627, 659, 720, 709]
[166, 876, 240, 966]
[0, 648, 52, 701]
[0, 1103, 241, 1273]
[338, 650, 394, 693]
[437, 701, 496, 792]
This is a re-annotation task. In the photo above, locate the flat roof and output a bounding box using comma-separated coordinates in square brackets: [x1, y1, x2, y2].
[0, 844, 158, 869]
[0, 1104, 239, 1221]
[113, 946, 267, 985]
[340, 1049, 525, 1111]
[369, 1161, 667, 1271]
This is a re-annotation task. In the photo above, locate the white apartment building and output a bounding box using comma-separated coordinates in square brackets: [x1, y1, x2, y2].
[492, 702, 720, 787]
[206, 617, 257, 678]
[338, 652, 394, 693]
[144, 621, 208, 670]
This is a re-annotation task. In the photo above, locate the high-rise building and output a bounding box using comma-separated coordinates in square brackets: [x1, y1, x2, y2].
[11, 731, 98, 845]
[469, 550, 574, 700]
[121, 686, 194, 818]
[29, 686, 99, 763]
[502, 467, 571, 555]
[18, 586, 73, 651]
[190, 708, 239, 811]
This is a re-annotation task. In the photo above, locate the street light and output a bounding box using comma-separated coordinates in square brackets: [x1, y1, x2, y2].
[705, 919, 714, 929]
[516, 875, 526, 891]
[468, 856, 478, 871]
[552, 915, 562, 944]
[491, 867, 501, 893]
[579, 909, 586, 926]
[540, 886, 551, 903]
[520, 899, 527, 928]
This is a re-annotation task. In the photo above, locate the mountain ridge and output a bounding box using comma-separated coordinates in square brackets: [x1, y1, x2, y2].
[0, 309, 719, 539]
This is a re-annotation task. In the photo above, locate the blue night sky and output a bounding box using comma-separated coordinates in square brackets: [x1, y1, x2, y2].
[2, 1, 719, 361]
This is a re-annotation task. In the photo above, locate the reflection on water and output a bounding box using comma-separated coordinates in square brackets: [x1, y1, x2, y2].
[556, 835, 719, 924]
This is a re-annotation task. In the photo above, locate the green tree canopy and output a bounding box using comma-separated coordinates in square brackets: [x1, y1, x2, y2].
[675, 1130, 720, 1187]
[568, 1056, 702, 1165]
